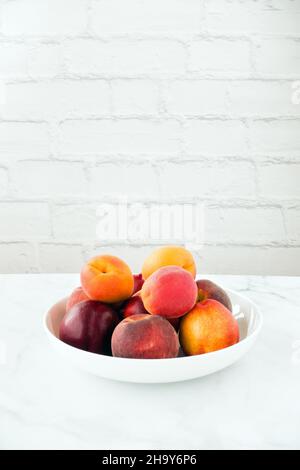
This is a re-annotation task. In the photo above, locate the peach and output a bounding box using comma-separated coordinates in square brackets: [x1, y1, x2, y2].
[121, 293, 181, 330]
[81, 255, 134, 303]
[179, 299, 239, 356]
[142, 245, 196, 280]
[141, 266, 197, 319]
[196, 279, 232, 312]
[111, 314, 179, 359]
[66, 286, 90, 312]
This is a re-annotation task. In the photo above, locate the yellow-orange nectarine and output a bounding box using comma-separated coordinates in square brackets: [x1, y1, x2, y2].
[142, 245, 196, 279]
[180, 299, 239, 355]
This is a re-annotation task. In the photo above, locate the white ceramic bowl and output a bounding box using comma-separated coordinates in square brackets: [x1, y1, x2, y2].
[44, 287, 262, 383]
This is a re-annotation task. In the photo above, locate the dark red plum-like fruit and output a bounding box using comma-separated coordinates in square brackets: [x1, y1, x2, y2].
[133, 273, 144, 295]
[196, 279, 232, 312]
[121, 294, 148, 318]
[59, 300, 119, 355]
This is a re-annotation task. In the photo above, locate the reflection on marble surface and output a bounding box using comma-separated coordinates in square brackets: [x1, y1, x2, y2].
[0, 274, 299, 450]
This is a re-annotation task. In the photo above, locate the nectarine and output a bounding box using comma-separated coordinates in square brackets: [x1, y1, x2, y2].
[142, 245, 196, 279]
[60, 300, 119, 355]
[133, 273, 144, 294]
[121, 295, 148, 318]
[179, 299, 239, 355]
[196, 279, 232, 312]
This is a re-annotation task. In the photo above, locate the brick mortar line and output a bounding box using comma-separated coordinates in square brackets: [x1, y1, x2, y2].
[1, 240, 299, 248]
[2, 117, 300, 125]
[0, 197, 299, 207]
[1, 115, 300, 122]
[1, 33, 300, 41]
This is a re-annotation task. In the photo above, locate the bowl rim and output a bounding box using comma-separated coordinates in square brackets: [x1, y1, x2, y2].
[43, 286, 263, 364]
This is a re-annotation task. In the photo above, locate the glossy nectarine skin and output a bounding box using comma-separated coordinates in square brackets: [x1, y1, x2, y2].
[121, 295, 148, 318]
[111, 314, 179, 359]
[142, 245, 196, 279]
[60, 300, 119, 355]
[196, 279, 232, 312]
[133, 273, 144, 294]
[141, 266, 197, 318]
[81, 254, 134, 303]
[66, 286, 90, 312]
[179, 299, 239, 356]
[168, 317, 181, 331]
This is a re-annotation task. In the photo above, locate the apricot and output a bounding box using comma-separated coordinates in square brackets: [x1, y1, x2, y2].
[66, 286, 90, 312]
[196, 279, 232, 312]
[179, 299, 239, 356]
[141, 266, 197, 318]
[111, 314, 179, 359]
[142, 245, 196, 279]
[81, 255, 134, 303]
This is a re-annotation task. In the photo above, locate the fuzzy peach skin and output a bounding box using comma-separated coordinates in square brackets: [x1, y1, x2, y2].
[141, 266, 197, 319]
[66, 286, 90, 312]
[81, 255, 134, 303]
[111, 314, 179, 359]
[142, 245, 196, 280]
[179, 299, 239, 356]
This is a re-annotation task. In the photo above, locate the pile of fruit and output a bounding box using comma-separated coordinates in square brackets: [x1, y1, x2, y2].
[59, 246, 239, 359]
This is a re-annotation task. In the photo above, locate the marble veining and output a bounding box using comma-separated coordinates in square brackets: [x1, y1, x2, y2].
[0, 274, 300, 450]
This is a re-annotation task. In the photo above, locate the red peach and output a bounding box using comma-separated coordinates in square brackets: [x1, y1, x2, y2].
[111, 314, 179, 359]
[141, 266, 197, 319]
[120, 294, 181, 331]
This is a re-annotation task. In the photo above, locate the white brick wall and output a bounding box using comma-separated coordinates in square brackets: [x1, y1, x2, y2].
[189, 39, 251, 76]
[90, 0, 204, 34]
[59, 119, 181, 157]
[64, 39, 186, 76]
[0, 0, 299, 275]
[2, 0, 88, 36]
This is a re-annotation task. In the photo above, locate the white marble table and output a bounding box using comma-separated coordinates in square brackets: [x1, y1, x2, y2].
[0, 274, 299, 450]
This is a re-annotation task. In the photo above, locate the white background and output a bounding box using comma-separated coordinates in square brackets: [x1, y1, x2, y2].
[0, 0, 299, 275]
